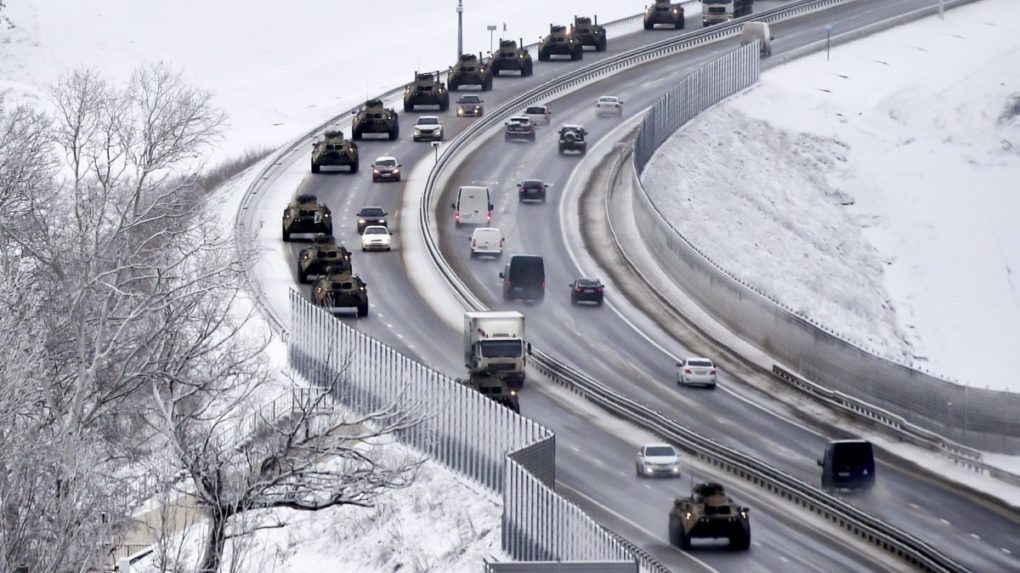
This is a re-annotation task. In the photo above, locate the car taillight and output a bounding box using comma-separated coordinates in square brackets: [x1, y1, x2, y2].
[709, 369, 716, 375]
[455, 211, 461, 222]
[596, 287, 603, 292]
[575, 287, 582, 292]
[487, 212, 492, 222]
[684, 368, 693, 374]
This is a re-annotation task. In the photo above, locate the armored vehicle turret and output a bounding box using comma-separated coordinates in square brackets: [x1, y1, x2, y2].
[490, 38, 533, 76]
[539, 24, 583, 62]
[644, 0, 686, 30]
[668, 482, 751, 551]
[282, 194, 333, 241]
[460, 373, 520, 413]
[572, 15, 607, 51]
[448, 53, 493, 91]
[311, 266, 369, 318]
[351, 99, 399, 141]
[403, 71, 450, 112]
[310, 129, 359, 173]
[296, 234, 353, 284]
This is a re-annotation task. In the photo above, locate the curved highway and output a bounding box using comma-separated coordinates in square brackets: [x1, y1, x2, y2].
[249, 1, 1020, 571]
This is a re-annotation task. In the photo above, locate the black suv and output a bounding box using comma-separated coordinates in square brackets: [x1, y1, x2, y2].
[517, 179, 548, 203]
[569, 277, 604, 305]
[355, 206, 388, 234]
[558, 125, 588, 155]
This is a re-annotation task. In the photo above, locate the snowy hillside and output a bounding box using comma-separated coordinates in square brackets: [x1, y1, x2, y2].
[643, 0, 1020, 391]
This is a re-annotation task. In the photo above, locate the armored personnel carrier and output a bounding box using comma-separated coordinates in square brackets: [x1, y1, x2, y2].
[668, 482, 751, 551]
[538, 24, 583, 62]
[461, 373, 520, 414]
[490, 38, 533, 76]
[448, 53, 493, 91]
[311, 266, 369, 318]
[644, 0, 686, 30]
[310, 129, 359, 173]
[351, 99, 399, 141]
[282, 194, 333, 241]
[403, 71, 450, 112]
[558, 125, 588, 155]
[572, 15, 607, 51]
[296, 234, 353, 284]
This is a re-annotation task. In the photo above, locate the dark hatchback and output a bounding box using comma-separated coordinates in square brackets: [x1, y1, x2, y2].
[570, 277, 604, 305]
[517, 179, 548, 203]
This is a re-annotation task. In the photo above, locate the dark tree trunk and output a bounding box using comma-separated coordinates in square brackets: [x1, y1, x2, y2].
[198, 505, 229, 573]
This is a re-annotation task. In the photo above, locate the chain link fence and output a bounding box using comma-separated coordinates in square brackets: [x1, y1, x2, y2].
[287, 291, 636, 569]
[631, 43, 1020, 453]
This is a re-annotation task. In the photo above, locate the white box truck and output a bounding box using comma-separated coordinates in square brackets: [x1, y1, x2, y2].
[464, 311, 527, 388]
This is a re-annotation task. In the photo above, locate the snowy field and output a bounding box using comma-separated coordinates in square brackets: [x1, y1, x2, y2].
[642, 0, 1020, 392]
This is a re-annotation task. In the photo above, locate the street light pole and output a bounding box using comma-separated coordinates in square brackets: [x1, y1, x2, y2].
[939, 0, 944, 20]
[457, 0, 464, 59]
[487, 24, 497, 55]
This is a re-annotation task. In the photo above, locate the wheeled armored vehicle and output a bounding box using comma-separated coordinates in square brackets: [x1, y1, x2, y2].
[403, 71, 450, 112]
[311, 266, 369, 318]
[572, 15, 607, 51]
[538, 24, 583, 61]
[668, 482, 751, 550]
[351, 99, 399, 141]
[644, 0, 686, 30]
[296, 234, 353, 284]
[310, 129, 358, 173]
[448, 53, 493, 91]
[490, 38, 533, 76]
[282, 194, 333, 241]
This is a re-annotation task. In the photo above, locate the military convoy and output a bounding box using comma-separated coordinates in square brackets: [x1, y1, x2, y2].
[311, 265, 369, 317]
[351, 99, 399, 141]
[297, 234, 353, 284]
[644, 0, 686, 29]
[448, 54, 493, 91]
[404, 71, 450, 112]
[490, 38, 533, 76]
[572, 15, 607, 51]
[282, 194, 333, 241]
[460, 373, 520, 413]
[539, 24, 583, 61]
[668, 482, 751, 551]
[310, 129, 359, 174]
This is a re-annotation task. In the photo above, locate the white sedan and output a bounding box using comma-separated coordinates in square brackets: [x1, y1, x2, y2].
[595, 95, 624, 117]
[676, 357, 717, 388]
[635, 443, 681, 478]
[361, 225, 392, 252]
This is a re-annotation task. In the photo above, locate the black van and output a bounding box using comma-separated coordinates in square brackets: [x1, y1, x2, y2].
[500, 255, 545, 302]
[818, 439, 876, 491]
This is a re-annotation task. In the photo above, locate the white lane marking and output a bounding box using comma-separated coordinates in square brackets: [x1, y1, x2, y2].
[593, 458, 604, 467]
[1003, 548, 1012, 555]
[395, 332, 404, 340]
[970, 533, 981, 540]
[908, 503, 919, 510]
[940, 518, 951, 525]
[570, 445, 580, 453]
[557, 481, 721, 573]
[642, 482, 653, 490]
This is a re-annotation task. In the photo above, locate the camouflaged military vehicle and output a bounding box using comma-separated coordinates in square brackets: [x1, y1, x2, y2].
[282, 194, 333, 241]
[447, 53, 493, 91]
[644, 0, 686, 30]
[403, 71, 450, 112]
[572, 15, 607, 51]
[351, 99, 399, 141]
[539, 24, 583, 62]
[460, 373, 520, 414]
[490, 38, 533, 76]
[311, 266, 369, 317]
[668, 482, 751, 551]
[296, 234, 353, 284]
[310, 129, 359, 173]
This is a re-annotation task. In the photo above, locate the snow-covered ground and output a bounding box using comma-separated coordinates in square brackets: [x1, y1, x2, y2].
[642, 0, 1020, 392]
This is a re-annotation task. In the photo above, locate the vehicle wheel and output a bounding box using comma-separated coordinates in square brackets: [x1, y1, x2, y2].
[297, 263, 308, 284]
[404, 100, 413, 112]
[440, 97, 450, 112]
[636, 465, 643, 478]
[372, 175, 379, 183]
[413, 135, 420, 142]
[492, 68, 501, 77]
[675, 20, 683, 30]
[395, 174, 401, 182]
[571, 49, 581, 61]
[361, 246, 367, 252]
[598, 37, 607, 51]
[350, 159, 359, 173]
[448, 79, 459, 91]
[644, 20, 653, 31]
[352, 128, 362, 141]
[731, 528, 751, 551]
[538, 50, 550, 62]
[311, 162, 320, 174]
[668, 522, 679, 546]
[483, 77, 493, 91]
[389, 128, 398, 141]
[356, 301, 369, 318]
[524, 61, 533, 75]
[282, 224, 291, 242]
[679, 527, 691, 550]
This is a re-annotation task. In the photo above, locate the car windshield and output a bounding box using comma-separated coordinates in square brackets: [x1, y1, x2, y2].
[479, 340, 523, 358]
[509, 117, 530, 125]
[417, 117, 440, 125]
[599, 97, 618, 103]
[687, 359, 713, 368]
[833, 442, 873, 467]
[360, 208, 385, 217]
[646, 446, 676, 457]
[460, 96, 481, 103]
[375, 158, 397, 167]
[576, 278, 600, 287]
[525, 107, 548, 114]
[365, 227, 387, 236]
[521, 180, 544, 188]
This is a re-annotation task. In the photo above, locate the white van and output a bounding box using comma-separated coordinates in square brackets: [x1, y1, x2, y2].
[470, 227, 504, 257]
[451, 185, 493, 227]
[740, 22, 773, 57]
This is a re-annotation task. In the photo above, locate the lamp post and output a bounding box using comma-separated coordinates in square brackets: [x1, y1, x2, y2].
[487, 24, 497, 55]
[825, 25, 832, 61]
[457, 0, 464, 59]
[939, 0, 944, 20]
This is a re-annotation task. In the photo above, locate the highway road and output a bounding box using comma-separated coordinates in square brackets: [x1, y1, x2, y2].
[248, 1, 1020, 570]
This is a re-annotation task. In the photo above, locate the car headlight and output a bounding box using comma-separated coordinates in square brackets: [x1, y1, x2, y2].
[358, 218, 366, 224]
[373, 169, 380, 174]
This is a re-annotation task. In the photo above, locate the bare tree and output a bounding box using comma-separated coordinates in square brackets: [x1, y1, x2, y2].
[146, 358, 425, 573]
